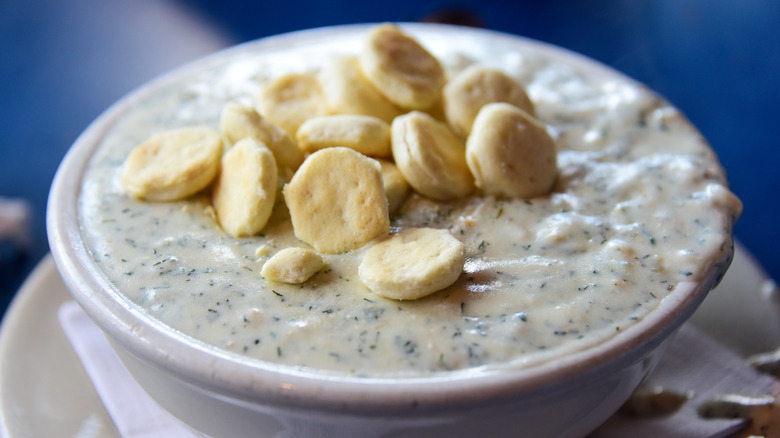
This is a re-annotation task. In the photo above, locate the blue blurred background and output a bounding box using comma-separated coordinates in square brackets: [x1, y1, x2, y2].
[1, 0, 778, 317]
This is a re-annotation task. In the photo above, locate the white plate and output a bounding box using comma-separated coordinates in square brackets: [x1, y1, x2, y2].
[0, 255, 119, 438]
[0, 242, 777, 438]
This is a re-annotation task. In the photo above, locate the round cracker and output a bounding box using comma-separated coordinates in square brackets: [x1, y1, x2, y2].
[443, 64, 535, 138]
[219, 101, 304, 172]
[257, 72, 330, 136]
[296, 114, 391, 157]
[319, 56, 403, 123]
[358, 228, 465, 300]
[261, 247, 324, 284]
[360, 24, 445, 110]
[466, 102, 557, 198]
[212, 138, 278, 237]
[391, 111, 474, 200]
[283, 147, 390, 254]
[121, 127, 221, 201]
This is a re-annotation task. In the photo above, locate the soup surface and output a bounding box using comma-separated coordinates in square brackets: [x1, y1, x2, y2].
[78, 26, 740, 377]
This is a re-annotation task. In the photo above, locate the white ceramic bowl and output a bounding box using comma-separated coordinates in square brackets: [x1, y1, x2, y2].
[47, 24, 735, 438]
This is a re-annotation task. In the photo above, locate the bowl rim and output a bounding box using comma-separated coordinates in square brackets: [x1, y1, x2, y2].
[46, 22, 731, 415]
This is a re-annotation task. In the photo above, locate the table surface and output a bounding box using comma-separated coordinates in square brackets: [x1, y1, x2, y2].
[1, 0, 778, 316]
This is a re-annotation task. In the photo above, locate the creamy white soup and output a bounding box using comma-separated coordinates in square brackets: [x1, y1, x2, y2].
[78, 27, 741, 377]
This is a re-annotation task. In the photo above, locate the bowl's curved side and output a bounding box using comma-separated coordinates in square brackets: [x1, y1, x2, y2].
[46, 22, 737, 437]
[106, 330, 675, 438]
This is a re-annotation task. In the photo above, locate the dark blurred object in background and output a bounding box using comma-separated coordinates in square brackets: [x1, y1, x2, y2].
[420, 7, 486, 28]
[1, 0, 778, 317]
[0, 198, 31, 297]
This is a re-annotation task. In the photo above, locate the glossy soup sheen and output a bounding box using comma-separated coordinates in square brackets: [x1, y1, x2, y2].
[77, 28, 740, 377]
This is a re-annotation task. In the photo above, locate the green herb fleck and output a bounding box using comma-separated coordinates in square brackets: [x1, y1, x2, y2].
[438, 353, 451, 370]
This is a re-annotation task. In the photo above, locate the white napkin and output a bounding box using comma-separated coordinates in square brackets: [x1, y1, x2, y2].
[58, 301, 200, 438]
[589, 323, 779, 437]
[59, 300, 778, 438]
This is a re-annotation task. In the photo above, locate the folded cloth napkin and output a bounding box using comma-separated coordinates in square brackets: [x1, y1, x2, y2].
[589, 324, 779, 437]
[59, 300, 778, 438]
[58, 301, 201, 438]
